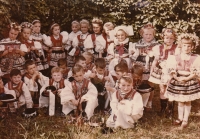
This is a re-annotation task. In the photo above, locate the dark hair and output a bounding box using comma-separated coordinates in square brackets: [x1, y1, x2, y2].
[10, 69, 21, 77]
[114, 61, 128, 73]
[131, 65, 143, 77]
[75, 56, 86, 63]
[58, 58, 67, 67]
[49, 23, 60, 35]
[24, 59, 36, 69]
[95, 58, 106, 69]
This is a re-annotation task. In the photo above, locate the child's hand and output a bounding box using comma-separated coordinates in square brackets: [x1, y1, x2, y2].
[57, 89, 62, 96]
[8, 47, 14, 52]
[105, 86, 116, 93]
[89, 73, 96, 78]
[71, 99, 79, 106]
[104, 76, 110, 81]
[31, 46, 36, 50]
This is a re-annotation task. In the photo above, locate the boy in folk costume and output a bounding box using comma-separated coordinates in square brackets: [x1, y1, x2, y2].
[20, 22, 44, 72]
[0, 22, 25, 83]
[69, 19, 90, 56]
[31, 20, 49, 76]
[42, 23, 68, 68]
[90, 58, 109, 112]
[23, 60, 49, 107]
[148, 28, 179, 117]
[130, 23, 160, 110]
[107, 25, 134, 73]
[60, 65, 98, 120]
[39, 67, 67, 116]
[84, 18, 107, 58]
[5, 69, 33, 111]
[82, 52, 94, 71]
[58, 58, 69, 79]
[164, 33, 200, 129]
[67, 21, 81, 67]
[106, 76, 143, 129]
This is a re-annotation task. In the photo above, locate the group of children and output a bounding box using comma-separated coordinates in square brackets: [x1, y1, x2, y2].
[0, 18, 200, 130]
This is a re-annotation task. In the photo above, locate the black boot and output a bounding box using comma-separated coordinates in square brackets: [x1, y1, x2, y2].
[159, 99, 168, 117]
[166, 101, 175, 120]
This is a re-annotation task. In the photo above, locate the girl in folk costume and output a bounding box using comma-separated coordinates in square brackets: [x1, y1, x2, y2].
[70, 19, 90, 57]
[20, 22, 44, 71]
[107, 25, 134, 73]
[23, 60, 49, 107]
[164, 33, 200, 129]
[31, 20, 49, 74]
[42, 23, 68, 67]
[106, 76, 143, 129]
[5, 69, 33, 111]
[60, 65, 98, 120]
[84, 18, 107, 58]
[148, 28, 179, 116]
[67, 21, 81, 67]
[130, 23, 160, 110]
[0, 23, 25, 82]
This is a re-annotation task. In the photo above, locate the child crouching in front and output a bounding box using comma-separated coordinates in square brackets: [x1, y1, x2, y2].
[60, 64, 98, 121]
[106, 76, 143, 129]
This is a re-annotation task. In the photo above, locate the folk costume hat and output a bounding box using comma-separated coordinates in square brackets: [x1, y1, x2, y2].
[114, 25, 134, 36]
[42, 86, 57, 97]
[0, 94, 16, 102]
[177, 33, 199, 49]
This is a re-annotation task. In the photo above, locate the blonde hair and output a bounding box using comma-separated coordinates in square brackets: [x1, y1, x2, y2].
[177, 33, 199, 49]
[51, 67, 63, 74]
[82, 51, 93, 60]
[139, 23, 156, 36]
[119, 76, 133, 84]
[72, 64, 85, 75]
[80, 19, 90, 28]
[71, 20, 80, 29]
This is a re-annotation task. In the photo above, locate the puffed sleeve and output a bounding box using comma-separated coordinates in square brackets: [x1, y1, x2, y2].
[84, 34, 93, 49]
[20, 44, 28, 52]
[94, 35, 106, 53]
[42, 34, 52, 47]
[34, 41, 42, 49]
[131, 92, 143, 116]
[152, 45, 160, 58]
[190, 55, 200, 77]
[130, 43, 139, 61]
[61, 31, 69, 44]
[0, 45, 5, 51]
[72, 36, 79, 48]
[107, 42, 115, 56]
[165, 55, 177, 74]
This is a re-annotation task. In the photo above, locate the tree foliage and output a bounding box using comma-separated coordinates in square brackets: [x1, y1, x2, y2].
[0, 0, 200, 40]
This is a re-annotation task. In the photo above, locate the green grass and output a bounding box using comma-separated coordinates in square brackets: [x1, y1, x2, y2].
[0, 91, 200, 139]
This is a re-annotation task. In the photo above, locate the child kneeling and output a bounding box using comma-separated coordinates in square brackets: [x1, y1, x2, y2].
[106, 76, 143, 129]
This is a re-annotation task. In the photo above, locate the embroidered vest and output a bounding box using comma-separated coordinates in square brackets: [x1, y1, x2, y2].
[49, 78, 65, 89]
[50, 35, 63, 47]
[159, 44, 177, 61]
[71, 79, 89, 99]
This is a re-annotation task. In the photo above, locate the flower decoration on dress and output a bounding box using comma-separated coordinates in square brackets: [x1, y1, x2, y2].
[20, 22, 33, 29]
[177, 33, 199, 48]
[10, 22, 21, 32]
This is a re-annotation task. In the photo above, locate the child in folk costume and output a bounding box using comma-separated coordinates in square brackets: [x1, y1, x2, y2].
[58, 58, 70, 79]
[20, 22, 44, 71]
[164, 33, 200, 129]
[90, 58, 109, 111]
[0, 23, 25, 82]
[60, 65, 98, 120]
[39, 67, 67, 116]
[148, 28, 179, 116]
[107, 25, 134, 73]
[82, 52, 94, 71]
[42, 23, 68, 67]
[70, 19, 90, 57]
[31, 20, 49, 75]
[23, 60, 49, 107]
[130, 23, 160, 110]
[106, 76, 143, 129]
[5, 69, 33, 111]
[67, 21, 81, 67]
[84, 18, 107, 58]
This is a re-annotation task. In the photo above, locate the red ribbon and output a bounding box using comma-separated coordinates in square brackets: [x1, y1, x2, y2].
[116, 44, 124, 56]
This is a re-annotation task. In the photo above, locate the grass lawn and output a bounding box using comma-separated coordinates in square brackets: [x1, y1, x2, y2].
[0, 89, 200, 139]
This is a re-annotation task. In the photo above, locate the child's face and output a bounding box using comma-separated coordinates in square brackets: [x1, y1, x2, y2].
[52, 72, 63, 82]
[181, 39, 194, 54]
[104, 26, 113, 35]
[26, 64, 38, 75]
[93, 23, 101, 34]
[96, 67, 105, 75]
[9, 29, 19, 40]
[81, 23, 88, 34]
[73, 71, 84, 82]
[52, 26, 60, 36]
[77, 60, 86, 69]
[83, 55, 92, 65]
[22, 28, 31, 40]
[32, 22, 41, 33]
[115, 69, 126, 79]
[59, 64, 67, 73]
[132, 73, 142, 81]
[11, 75, 22, 85]
[164, 34, 175, 46]
[116, 30, 126, 42]
[72, 24, 79, 33]
[142, 29, 154, 43]
[119, 79, 133, 94]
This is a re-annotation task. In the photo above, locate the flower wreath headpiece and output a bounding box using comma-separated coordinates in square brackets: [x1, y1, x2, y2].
[177, 33, 199, 48]
[10, 22, 21, 32]
[20, 22, 33, 29]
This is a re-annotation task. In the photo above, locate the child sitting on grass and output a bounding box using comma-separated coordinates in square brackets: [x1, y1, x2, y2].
[60, 64, 98, 121]
[106, 76, 143, 129]
[58, 58, 69, 79]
